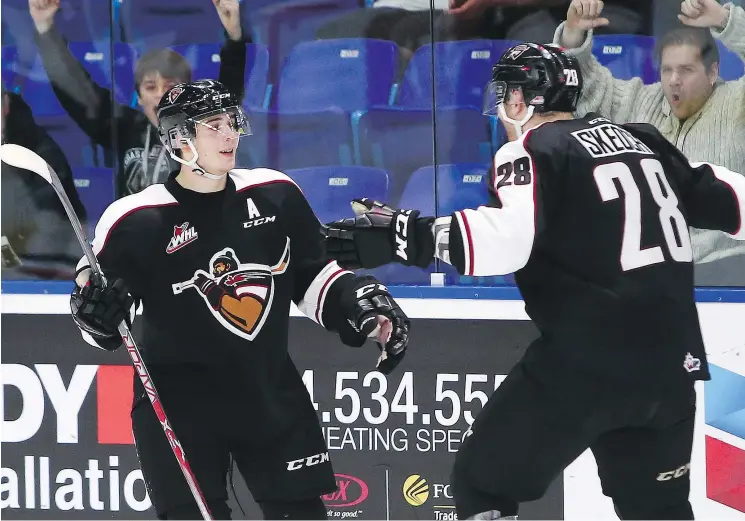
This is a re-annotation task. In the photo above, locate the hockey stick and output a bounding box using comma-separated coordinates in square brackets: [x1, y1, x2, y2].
[172, 278, 198, 295]
[1, 144, 214, 521]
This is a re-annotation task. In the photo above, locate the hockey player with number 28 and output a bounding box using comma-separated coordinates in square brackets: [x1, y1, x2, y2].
[68, 80, 410, 520]
[322, 44, 745, 520]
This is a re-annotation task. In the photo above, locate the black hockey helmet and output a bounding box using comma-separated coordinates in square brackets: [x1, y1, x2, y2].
[484, 43, 582, 116]
[157, 79, 250, 155]
[213, 250, 238, 276]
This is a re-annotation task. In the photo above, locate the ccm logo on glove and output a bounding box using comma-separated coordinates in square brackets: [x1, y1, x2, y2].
[286, 451, 330, 471]
[395, 211, 411, 261]
[355, 282, 388, 299]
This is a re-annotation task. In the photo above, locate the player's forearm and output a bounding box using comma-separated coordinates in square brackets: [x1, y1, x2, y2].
[713, 4, 745, 63]
[218, 37, 248, 102]
[556, 21, 586, 50]
[34, 25, 119, 147]
[296, 261, 355, 329]
[432, 208, 533, 277]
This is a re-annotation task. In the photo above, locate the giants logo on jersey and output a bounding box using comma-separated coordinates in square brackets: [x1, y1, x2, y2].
[171, 238, 290, 341]
[166, 222, 198, 254]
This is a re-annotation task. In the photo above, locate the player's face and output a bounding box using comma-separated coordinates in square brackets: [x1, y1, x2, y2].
[191, 113, 239, 173]
[498, 88, 529, 141]
[214, 262, 227, 275]
[138, 73, 184, 125]
[660, 44, 717, 120]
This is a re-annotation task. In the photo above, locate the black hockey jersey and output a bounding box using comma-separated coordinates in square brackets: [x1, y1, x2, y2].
[76, 168, 357, 384]
[445, 114, 745, 385]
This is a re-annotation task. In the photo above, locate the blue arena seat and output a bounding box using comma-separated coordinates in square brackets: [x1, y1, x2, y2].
[396, 163, 515, 286]
[284, 166, 389, 224]
[2, 46, 18, 91]
[353, 107, 493, 199]
[16, 57, 65, 117]
[2, 0, 115, 45]
[397, 39, 518, 109]
[272, 38, 397, 111]
[72, 167, 116, 232]
[239, 108, 354, 170]
[168, 43, 223, 82]
[111, 43, 138, 106]
[17, 42, 135, 115]
[68, 41, 136, 105]
[54, 0, 117, 42]
[120, 0, 224, 48]
[169, 43, 270, 109]
[401, 163, 490, 216]
[592, 35, 658, 83]
[38, 116, 103, 168]
[249, 0, 359, 81]
[716, 40, 744, 80]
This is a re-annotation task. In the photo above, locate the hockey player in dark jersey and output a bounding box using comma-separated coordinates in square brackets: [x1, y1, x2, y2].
[68, 80, 410, 520]
[322, 44, 745, 520]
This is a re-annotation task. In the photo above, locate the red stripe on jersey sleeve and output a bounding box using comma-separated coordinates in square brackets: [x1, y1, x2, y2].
[316, 267, 346, 324]
[716, 177, 742, 236]
[459, 211, 476, 276]
[235, 179, 296, 194]
[522, 128, 540, 240]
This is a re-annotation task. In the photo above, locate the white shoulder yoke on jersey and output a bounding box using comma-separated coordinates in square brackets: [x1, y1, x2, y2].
[78, 184, 177, 269]
[691, 161, 745, 240]
[450, 136, 538, 276]
[231, 168, 300, 193]
[74, 184, 175, 349]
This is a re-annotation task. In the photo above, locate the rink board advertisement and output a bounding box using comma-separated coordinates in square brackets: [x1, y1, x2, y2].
[2, 296, 744, 520]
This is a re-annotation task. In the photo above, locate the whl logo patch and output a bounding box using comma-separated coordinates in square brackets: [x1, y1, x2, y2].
[166, 222, 198, 254]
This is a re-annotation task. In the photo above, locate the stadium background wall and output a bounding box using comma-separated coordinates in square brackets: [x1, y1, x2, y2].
[2, 284, 744, 520]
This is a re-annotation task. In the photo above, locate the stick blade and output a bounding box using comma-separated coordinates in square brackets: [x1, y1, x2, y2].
[1, 144, 53, 183]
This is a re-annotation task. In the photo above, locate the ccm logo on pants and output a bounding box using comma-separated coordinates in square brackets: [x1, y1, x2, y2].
[286, 451, 330, 471]
[656, 463, 691, 481]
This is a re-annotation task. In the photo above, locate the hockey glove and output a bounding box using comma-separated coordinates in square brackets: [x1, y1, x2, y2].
[70, 271, 133, 350]
[322, 198, 435, 270]
[193, 272, 227, 310]
[341, 277, 410, 375]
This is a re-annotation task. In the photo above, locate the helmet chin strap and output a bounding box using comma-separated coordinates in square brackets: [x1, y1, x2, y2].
[170, 138, 228, 180]
[498, 104, 535, 137]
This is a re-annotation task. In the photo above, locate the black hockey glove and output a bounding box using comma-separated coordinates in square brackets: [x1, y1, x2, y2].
[70, 272, 133, 350]
[322, 199, 435, 270]
[340, 277, 410, 375]
[193, 272, 227, 310]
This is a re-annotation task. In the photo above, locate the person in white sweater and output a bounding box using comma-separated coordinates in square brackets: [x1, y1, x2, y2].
[554, 0, 745, 270]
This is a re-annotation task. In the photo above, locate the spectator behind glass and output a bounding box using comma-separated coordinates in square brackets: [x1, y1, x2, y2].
[28, 0, 249, 197]
[553, 0, 745, 284]
[1, 90, 87, 280]
[432, 0, 650, 49]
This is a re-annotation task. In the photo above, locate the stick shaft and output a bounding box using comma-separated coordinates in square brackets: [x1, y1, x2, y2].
[43, 163, 213, 520]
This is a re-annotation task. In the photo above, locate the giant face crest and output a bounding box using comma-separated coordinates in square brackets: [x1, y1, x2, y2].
[171, 238, 290, 341]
